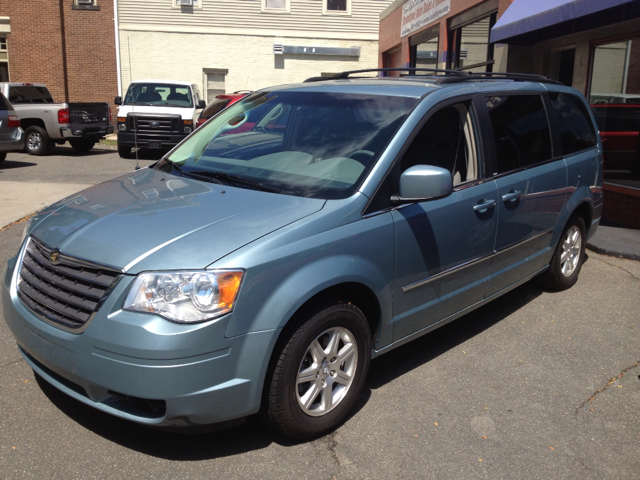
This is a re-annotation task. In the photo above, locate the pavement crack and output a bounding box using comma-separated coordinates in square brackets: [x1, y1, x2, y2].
[315, 431, 341, 475]
[0, 358, 26, 369]
[595, 257, 640, 282]
[576, 361, 640, 414]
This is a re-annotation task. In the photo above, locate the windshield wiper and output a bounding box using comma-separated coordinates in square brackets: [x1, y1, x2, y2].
[185, 171, 281, 193]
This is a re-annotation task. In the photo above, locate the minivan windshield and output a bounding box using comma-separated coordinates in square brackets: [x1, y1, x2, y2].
[160, 91, 418, 199]
[124, 83, 194, 108]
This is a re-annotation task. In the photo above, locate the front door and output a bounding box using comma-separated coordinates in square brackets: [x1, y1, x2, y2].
[391, 98, 498, 342]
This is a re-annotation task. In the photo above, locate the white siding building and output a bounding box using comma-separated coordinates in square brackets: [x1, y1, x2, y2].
[117, 0, 393, 101]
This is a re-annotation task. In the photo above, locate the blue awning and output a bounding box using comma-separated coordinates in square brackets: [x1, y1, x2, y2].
[491, 0, 636, 43]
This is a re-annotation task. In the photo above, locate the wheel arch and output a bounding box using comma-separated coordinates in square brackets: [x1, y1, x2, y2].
[20, 118, 46, 131]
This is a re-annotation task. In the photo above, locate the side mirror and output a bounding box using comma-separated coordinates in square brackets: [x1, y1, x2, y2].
[197, 99, 206, 109]
[391, 165, 453, 205]
[114, 96, 122, 105]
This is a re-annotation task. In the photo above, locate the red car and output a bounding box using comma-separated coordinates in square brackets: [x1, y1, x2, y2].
[591, 104, 640, 177]
[195, 91, 250, 129]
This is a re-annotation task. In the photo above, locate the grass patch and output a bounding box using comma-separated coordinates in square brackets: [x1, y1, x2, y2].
[99, 138, 117, 146]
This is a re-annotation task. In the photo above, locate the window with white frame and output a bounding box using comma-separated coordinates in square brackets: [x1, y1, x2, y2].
[173, 0, 201, 8]
[324, 0, 350, 15]
[73, 0, 99, 9]
[262, 0, 290, 13]
[204, 70, 227, 102]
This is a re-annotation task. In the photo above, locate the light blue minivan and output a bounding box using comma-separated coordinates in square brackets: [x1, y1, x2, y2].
[2, 70, 603, 440]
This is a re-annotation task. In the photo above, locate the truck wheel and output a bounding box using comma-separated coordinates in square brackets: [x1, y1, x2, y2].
[118, 144, 134, 159]
[0, 152, 6, 164]
[264, 303, 371, 440]
[69, 139, 96, 153]
[24, 126, 51, 156]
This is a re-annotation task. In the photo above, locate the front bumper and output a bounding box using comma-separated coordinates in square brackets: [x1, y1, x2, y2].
[0, 127, 25, 153]
[2, 249, 278, 429]
[117, 131, 188, 149]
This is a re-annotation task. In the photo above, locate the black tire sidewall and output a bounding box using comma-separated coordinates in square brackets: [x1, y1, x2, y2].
[118, 144, 133, 158]
[70, 140, 95, 152]
[272, 304, 371, 440]
[0, 152, 6, 163]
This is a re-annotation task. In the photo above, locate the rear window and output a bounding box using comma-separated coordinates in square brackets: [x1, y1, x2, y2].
[202, 98, 232, 119]
[0, 92, 9, 110]
[8, 85, 54, 104]
[591, 105, 640, 133]
[549, 92, 597, 155]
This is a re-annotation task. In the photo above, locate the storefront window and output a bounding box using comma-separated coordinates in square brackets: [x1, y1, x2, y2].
[590, 38, 640, 187]
[449, 14, 496, 73]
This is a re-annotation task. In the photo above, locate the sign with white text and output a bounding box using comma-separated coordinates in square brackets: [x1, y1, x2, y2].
[401, 0, 451, 38]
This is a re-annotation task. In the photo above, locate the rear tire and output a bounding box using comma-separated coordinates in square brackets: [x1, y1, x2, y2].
[118, 144, 133, 159]
[0, 152, 6, 163]
[24, 126, 51, 156]
[264, 303, 371, 440]
[69, 139, 96, 153]
[539, 216, 586, 290]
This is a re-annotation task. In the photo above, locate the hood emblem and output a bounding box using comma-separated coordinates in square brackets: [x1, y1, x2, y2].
[149, 121, 160, 128]
[49, 250, 60, 264]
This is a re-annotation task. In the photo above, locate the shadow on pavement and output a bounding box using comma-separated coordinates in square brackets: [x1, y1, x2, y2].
[33, 280, 546, 459]
[0, 160, 38, 171]
[48, 146, 115, 158]
[367, 281, 545, 390]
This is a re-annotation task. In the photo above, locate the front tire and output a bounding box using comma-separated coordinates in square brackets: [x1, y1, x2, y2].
[69, 139, 96, 153]
[265, 303, 371, 440]
[24, 126, 51, 156]
[540, 216, 586, 290]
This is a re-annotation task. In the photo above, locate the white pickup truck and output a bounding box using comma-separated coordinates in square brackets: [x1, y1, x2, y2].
[0, 82, 114, 155]
[114, 79, 205, 158]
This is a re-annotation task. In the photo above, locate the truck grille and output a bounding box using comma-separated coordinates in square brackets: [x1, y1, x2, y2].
[17, 237, 122, 331]
[130, 115, 181, 134]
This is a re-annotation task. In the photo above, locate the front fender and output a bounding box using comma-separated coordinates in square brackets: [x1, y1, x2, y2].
[223, 213, 395, 348]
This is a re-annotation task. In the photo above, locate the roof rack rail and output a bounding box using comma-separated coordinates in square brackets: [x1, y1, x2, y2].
[303, 68, 470, 83]
[434, 71, 564, 85]
[303, 68, 564, 86]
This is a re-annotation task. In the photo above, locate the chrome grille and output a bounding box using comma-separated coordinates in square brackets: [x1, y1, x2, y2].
[17, 237, 122, 331]
[131, 115, 178, 133]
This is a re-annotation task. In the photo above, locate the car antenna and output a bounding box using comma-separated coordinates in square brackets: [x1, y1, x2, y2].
[127, 38, 140, 170]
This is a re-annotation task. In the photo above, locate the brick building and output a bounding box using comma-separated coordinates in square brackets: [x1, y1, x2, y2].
[0, 0, 117, 110]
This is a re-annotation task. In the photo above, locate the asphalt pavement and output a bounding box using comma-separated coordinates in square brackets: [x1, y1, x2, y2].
[0, 146, 639, 479]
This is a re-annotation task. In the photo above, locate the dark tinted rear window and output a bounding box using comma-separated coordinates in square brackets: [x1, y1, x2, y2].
[549, 92, 597, 155]
[8, 85, 54, 104]
[202, 98, 232, 119]
[0, 93, 9, 110]
[485, 94, 552, 174]
[591, 105, 640, 132]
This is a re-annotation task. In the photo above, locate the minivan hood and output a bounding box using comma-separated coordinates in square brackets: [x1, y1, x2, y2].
[27, 168, 325, 273]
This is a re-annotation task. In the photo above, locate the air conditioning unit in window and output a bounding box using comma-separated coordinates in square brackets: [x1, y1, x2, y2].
[177, 0, 194, 5]
[77, 0, 93, 4]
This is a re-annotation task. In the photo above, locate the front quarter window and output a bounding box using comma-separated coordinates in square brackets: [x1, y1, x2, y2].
[162, 90, 419, 199]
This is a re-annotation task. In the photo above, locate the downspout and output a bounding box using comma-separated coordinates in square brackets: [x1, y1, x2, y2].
[113, 0, 122, 96]
[59, 0, 69, 101]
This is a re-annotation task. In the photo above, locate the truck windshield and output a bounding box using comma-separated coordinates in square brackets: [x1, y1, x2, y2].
[124, 83, 193, 108]
[161, 91, 419, 199]
[8, 86, 54, 104]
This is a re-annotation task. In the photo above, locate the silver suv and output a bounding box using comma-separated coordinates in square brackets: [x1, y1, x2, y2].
[0, 92, 24, 163]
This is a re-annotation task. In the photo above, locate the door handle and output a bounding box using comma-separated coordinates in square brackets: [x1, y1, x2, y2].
[501, 190, 521, 203]
[473, 199, 496, 213]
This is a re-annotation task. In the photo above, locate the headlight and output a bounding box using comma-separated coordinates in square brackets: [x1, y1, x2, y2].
[123, 270, 244, 323]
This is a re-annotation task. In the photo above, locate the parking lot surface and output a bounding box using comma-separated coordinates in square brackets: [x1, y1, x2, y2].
[0, 147, 639, 479]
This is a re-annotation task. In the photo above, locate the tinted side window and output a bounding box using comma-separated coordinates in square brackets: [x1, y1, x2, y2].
[549, 92, 597, 155]
[203, 98, 231, 119]
[0, 93, 8, 110]
[485, 95, 552, 174]
[591, 105, 640, 132]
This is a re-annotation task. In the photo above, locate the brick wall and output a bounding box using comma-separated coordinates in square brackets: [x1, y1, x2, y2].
[1, 0, 117, 113]
[602, 184, 640, 229]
